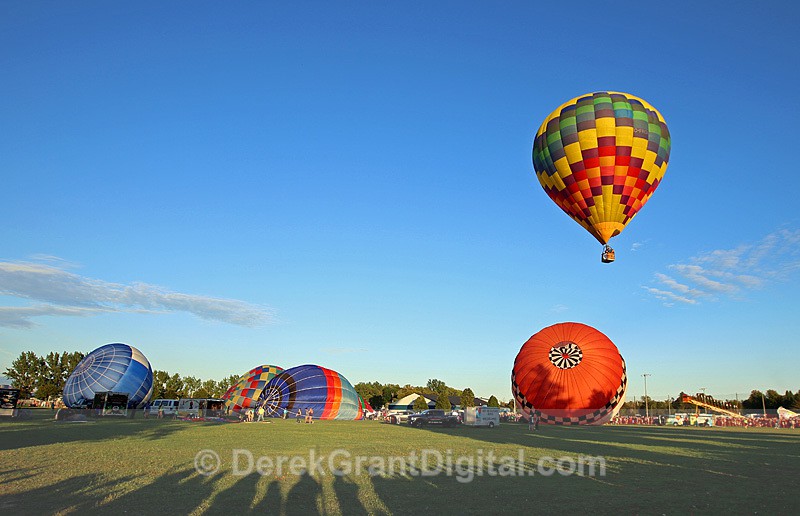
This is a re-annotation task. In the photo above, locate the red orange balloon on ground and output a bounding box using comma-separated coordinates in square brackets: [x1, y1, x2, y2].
[512, 322, 627, 425]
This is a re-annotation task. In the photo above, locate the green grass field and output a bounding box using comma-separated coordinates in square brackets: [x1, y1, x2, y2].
[2, 411, 799, 515]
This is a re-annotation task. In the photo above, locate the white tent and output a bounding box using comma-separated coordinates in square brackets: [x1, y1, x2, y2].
[387, 393, 434, 411]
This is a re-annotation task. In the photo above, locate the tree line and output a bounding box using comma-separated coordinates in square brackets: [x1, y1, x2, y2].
[10, 349, 794, 412]
[3, 351, 86, 400]
[149, 370, 240, 400]
[2, 350, 240, 401]
[353, 378, 506, 411]
[622, 389, 800, 412]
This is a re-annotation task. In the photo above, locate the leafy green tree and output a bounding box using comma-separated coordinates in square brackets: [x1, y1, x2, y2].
[742, 390, 764, 410]
[368, 394, 385, 410]
[355, 381, 382, 404]
[435, 394, 451, 410]
[152, 370, 170, 399]
[765, 389, 782, 409]
[195, 379, 218, 399]
[382, 383, 400, 403]
[219, 374, 241, 395]
[413, 394, 429, 411]
[460, 388, 475, 409]
[165, 373, 184, 399]
[183, 376, 201, 397]
[4, 351, 41, 398]
[36, 351, 64, 400]
[487, 395, 500, 408]
[62, 351, 85, 377]
[427, 379, 446, 393]
[36, 383, 60, 401]
[396, 384, 417, 400]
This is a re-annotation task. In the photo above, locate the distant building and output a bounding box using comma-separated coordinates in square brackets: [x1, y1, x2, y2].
[388, 393, 434, 411]
[388, 393, 487, 411]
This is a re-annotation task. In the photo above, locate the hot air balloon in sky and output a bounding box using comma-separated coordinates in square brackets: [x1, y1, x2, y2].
[63, 343, 154, 408]
[222, 364, 284, 414]
[258, 364, 362, 420]
[532, 91, 670, 262]
[512, 322, 627, 425]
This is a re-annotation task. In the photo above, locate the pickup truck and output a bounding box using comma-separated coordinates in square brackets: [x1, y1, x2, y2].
[408, 409, 459, 428]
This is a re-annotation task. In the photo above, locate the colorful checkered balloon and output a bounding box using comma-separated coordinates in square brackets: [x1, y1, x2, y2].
[532, 92, 670, 246]
[222, 364, 284, 413]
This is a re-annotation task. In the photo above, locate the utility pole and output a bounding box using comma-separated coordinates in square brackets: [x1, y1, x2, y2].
[642, 374, 651, 418]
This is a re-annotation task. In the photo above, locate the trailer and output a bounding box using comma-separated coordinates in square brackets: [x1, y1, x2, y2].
[93, 391, 130, 417]
[177, 398, 226, 418]
[0, 387, 20, 417]
[463, 406, 499, 428]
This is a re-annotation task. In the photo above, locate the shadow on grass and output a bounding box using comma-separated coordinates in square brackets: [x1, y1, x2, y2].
[417, 420, 800, 455]
[3, 416, 799, 514]
[0, 472, 136, 514]
[0, 411, 198, 451]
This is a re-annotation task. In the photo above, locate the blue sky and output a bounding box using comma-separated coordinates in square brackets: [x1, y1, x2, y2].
[1, 2, 798, 402]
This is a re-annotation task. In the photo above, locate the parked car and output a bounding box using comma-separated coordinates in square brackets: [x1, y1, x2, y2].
[666, 413, 689, 426]
[408, 409, 459, 428]
[386, 410, 413, 424]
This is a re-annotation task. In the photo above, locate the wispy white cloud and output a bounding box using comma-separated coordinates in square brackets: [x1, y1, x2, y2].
[548, 304, 569, 314]
[652, 273, 708, 299]
[640, 286, 698, 306]
[643, 229, 800, 306]
[0, 259, 274, 329]
[0, 304, 107, 329]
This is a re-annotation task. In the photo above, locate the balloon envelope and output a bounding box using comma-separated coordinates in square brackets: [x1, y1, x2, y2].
[63, 343, 154, 408]
[512, 322, 626, 425]
[532, 91, 670, 245]
[258, 364, 362, 420]
[222, 364, 284, 413]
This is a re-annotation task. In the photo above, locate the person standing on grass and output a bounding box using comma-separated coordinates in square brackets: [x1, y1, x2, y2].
[528, 412, 538, 431]
[296, 408, 303, 422]
[257, 405, 265, 422]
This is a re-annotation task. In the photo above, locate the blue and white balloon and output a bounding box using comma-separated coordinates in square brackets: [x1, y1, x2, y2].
[63, 343, 154, 408]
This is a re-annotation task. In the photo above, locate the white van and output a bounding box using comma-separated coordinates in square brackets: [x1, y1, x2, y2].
[149, 399, 179, 417]
[463, 406, 500, 428]
[666, 413, 688, 425]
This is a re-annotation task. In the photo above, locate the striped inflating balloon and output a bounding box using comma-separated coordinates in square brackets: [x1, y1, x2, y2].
[258, 364, 362, 420]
